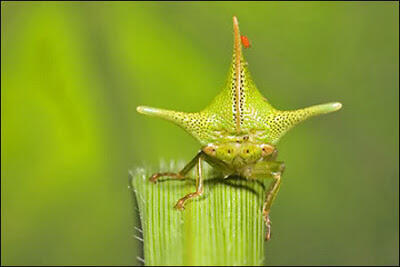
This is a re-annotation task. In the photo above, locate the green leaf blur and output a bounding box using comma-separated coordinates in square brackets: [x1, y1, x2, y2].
[1, 2, 398, 265]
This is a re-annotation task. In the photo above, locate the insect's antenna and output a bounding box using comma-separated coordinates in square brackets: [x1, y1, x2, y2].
[268, 102, 342, 144]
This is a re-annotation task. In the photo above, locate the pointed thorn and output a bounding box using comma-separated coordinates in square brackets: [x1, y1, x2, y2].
[233, 16, 238, 27]
[136, 106, 145, 114]
[315, 102, 343, 114]
[136, 106, 166, 117]
[332, 102, 342, 110]
[136, 106, 149, 114]
[232, 16, 241, 52]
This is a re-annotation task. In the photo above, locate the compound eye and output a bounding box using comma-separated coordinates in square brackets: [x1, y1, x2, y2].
[261, 144, 275, 157]
[203, 145, 217, 156]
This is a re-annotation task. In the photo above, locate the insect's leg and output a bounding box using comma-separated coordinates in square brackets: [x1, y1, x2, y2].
[149, 152, 203, 183]
[261, 161, 285, 241]
[174, 154, 204, 210]
[240, 160, 285, 240]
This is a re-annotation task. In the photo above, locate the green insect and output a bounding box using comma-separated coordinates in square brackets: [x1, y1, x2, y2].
[137, 16, 342, 240]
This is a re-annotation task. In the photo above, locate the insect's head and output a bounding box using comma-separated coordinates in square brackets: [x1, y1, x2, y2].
[203, 143, 238, 163]
[238, 143, 262, 162]
[202, 142, 277, 165]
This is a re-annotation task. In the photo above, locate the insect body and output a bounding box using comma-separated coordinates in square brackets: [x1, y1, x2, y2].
[137, 16, 342, 241]
[241, 35, 251, 48]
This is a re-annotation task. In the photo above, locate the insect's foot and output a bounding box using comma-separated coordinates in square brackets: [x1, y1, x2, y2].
[174, 200, 185, 211]
[149, 172, 183, 184]
[263, 212, 272, 241]
[149, 173, 159, 184]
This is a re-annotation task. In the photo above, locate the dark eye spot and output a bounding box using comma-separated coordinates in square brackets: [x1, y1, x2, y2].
[227, 149, 231, 153]
[246, 149, 249, 153]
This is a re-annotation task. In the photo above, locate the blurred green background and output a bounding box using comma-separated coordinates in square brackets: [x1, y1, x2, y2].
[1, 1, 398, 266]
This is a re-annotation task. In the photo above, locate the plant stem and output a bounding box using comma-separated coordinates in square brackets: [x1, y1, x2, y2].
[130, 161, 267, 266]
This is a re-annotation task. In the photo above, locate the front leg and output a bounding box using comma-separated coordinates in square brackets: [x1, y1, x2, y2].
[174, 155, 204, 210]
[149, 152, 203, 183]
[149, 152, 205, 210]
[241, 161, 285, 241]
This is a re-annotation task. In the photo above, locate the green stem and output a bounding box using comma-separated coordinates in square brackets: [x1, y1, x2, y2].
[130, 161, 267, 266]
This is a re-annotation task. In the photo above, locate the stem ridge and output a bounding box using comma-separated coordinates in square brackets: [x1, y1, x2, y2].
[131, 161, 267, 266]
